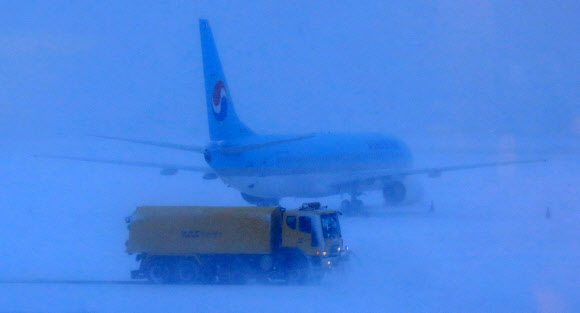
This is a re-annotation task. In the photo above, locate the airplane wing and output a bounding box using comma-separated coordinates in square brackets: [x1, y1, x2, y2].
[92, 134, 315, 154]
[397, 158, 547, 178]
[332, 158, 547, 190]
[35, 154, 216, 178]
[90, 135, 205, 153]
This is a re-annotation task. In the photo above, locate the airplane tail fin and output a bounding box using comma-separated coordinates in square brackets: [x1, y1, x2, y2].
[199, 19, 254, 142]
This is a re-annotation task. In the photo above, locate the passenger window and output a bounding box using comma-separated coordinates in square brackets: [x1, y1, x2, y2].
[298, 216, 312, 233]
[286, 216, 296, 229]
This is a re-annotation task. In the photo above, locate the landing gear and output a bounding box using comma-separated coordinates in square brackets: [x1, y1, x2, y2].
[340, 196, 365, 214]
[340, 199, 350, 211]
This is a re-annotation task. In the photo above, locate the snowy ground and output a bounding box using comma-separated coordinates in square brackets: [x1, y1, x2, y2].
[1, 205, 578, 313]
[2, 1, 578, 311]
[0, 145, 578, 313]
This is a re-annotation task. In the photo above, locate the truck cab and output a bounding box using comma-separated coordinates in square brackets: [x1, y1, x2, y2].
[281, 202, 346, 270]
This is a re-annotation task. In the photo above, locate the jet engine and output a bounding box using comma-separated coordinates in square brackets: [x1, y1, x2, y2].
[241, 193, 280, 207]
[382, 181, 406, 205]
[382, 178, 423, 206]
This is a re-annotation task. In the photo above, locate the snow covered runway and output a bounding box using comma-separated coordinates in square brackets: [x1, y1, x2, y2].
[2, 202, 578, 313]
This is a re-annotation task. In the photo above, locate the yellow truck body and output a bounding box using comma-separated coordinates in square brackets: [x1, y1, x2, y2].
[125, 203, 347, 284]
[126, 206, 282, 255]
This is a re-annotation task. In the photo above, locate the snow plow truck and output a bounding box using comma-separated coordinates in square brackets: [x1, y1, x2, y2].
[125, 202, 348, 284]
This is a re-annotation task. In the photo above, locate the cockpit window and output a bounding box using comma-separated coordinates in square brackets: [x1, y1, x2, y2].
[321, 213, 341, 239]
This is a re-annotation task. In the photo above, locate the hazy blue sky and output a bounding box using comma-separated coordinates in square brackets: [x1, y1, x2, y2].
[1, 1, 578, 149]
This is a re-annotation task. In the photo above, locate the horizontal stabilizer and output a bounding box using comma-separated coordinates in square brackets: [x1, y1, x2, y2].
[35, 154, 213, 176]
[90, 135, 205, 153]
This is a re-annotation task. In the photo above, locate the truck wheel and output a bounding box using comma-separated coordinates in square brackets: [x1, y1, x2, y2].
[216, 257, 248, 285]
[286, 265, 309, 284]
[310, 271, 325, 285]
[147, 259, 172, 284]
[285, 255, 310, 284]
[174, 259, 201, 283]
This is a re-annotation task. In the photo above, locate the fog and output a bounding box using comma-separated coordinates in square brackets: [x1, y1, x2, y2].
[1, 1, 578, 312]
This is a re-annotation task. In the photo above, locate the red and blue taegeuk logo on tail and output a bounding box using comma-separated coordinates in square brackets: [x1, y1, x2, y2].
[212, 80, 228, 121]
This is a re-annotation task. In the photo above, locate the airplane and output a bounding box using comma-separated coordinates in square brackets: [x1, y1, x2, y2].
[39, 19, 545, 212]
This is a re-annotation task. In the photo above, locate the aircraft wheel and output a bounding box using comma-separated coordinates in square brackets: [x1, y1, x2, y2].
[351, 199, 364, 211]
[340, 200, 351, 213]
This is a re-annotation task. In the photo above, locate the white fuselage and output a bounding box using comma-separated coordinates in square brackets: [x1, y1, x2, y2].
[206, 132, 413, 199]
